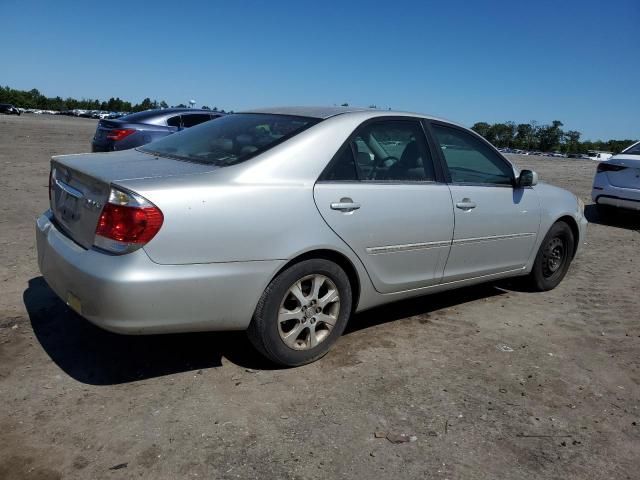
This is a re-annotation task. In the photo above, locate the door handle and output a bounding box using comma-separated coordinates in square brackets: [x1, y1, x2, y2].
[455, 198, 476, 210]
[330, 198, 361, 212]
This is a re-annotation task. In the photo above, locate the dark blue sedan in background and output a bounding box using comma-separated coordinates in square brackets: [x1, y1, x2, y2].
[91, 108, 224, 152]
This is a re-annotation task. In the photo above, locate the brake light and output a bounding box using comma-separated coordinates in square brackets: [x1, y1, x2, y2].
[106, 128, 136, 141]
[94, 186, 163, 254]
[597, 162, 626, 173]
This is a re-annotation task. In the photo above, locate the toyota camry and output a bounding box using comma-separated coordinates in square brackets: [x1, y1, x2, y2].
[37, 107, 587, 366]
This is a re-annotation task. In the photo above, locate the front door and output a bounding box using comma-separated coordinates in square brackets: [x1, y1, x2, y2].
[429, 122, 541, 282]
[314, 119, 454, 293]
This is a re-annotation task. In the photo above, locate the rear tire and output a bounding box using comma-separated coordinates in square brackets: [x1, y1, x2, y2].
[525, 221, 575, 291]
[247, 259, 352, 367]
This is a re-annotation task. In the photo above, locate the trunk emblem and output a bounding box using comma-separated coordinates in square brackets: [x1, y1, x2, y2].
[84, 198, 102, 211]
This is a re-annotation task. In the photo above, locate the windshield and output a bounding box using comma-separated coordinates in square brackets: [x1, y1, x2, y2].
[139, 113, 319, 165]
[622, 142, 640, 155]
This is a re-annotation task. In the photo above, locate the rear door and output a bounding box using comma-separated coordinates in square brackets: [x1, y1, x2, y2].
[428, 121, 541, 282]
[314, 118, 454, 294]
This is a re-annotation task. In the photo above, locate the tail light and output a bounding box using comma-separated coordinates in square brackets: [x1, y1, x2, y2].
[106, 128, 136, 141]
[94, 186, 163, 254]
[597, 162, 626, 173]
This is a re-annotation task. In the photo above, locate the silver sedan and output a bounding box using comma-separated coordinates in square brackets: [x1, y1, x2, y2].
[37, 107, 587, 366]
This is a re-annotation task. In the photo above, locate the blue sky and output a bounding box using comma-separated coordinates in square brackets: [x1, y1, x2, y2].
[1, 0, 638, 140]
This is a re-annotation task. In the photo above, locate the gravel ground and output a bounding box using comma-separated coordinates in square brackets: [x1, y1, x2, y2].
[0, 114, 638, 480]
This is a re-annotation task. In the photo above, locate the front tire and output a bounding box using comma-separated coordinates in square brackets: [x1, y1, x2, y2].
[247, 259, 352, 367]
[525, 221, 575, 291]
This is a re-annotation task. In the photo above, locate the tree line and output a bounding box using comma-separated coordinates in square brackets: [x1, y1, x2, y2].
[0, 86, 227, 113]
[471, 120, 635, 154]
[2, 86, 634, 152]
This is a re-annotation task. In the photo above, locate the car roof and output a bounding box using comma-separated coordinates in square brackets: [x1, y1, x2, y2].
[241, 106, 372, 119]
[239, 105, 454, 124]
[119, 108, 222, 125]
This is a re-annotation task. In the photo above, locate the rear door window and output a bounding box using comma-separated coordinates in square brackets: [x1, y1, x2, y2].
[324, 146, 359, 181]
[167, 115, 182, 128]
[181, 113, 213, 128]
[325, 120, 435, 182]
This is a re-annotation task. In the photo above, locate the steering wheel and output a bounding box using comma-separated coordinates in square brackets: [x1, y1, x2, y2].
[370, 155, 400, 179]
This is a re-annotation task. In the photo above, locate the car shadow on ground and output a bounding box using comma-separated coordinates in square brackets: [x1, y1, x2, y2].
[345, 283, 503, 333]
[24, 277, 269, 385]
[584, 204, 640, 230]
[25, 276, 506, 386]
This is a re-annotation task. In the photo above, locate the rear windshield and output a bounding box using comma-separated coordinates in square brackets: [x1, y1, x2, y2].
[139, 113, 319, 166]
[622, 142, 640, 155]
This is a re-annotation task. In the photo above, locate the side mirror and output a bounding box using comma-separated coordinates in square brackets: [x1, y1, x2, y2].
[518, 169, 538, 187]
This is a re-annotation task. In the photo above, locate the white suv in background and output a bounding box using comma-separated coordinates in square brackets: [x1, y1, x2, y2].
[592, 141, 640, 212]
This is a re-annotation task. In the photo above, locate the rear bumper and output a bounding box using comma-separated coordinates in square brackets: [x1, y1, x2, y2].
[592, 175, 640, 211]
[595, 195, 640, 210]
[36, 211, 281, 334]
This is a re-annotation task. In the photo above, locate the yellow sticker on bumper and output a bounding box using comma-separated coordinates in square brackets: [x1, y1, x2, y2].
[66, 292, 82, 314]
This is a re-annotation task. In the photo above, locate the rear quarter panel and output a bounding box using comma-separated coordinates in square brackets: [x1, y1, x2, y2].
[121, 174, 380, 311]
[132, 179, 340, 265]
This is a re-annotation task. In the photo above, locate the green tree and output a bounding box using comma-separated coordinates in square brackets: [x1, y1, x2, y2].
[564, 130, 581, 153]
[471, 122, 491, 139]
[134, 98, 154, 111]
[537, 120, 564, 152]
[488, 123, 515, 147]
[515, 123, 535, 149]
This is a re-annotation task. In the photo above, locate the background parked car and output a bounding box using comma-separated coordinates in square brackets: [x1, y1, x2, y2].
[0, 103, 21, 115]
[592, 141, 640, 213]
[91, 108, 224, 152]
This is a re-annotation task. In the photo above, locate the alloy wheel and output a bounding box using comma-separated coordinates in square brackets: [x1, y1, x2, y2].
[277, 274, 341, 350]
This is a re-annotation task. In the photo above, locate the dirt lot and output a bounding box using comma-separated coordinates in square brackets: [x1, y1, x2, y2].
[0, 114, 638, 479]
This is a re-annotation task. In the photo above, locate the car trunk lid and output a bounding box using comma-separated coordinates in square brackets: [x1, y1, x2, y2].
[50, 149, 219, 248]
[50, 162, 111, 248]
[605, 156, 640, 189]
[94, 119, 124, 141]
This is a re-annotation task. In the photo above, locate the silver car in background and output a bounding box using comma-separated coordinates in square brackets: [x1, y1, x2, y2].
[37, 107, 587, 366]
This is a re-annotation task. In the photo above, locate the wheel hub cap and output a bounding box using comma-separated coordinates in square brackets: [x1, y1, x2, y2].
[277, 274, 340, 351]
[543, 237, 565, 277]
